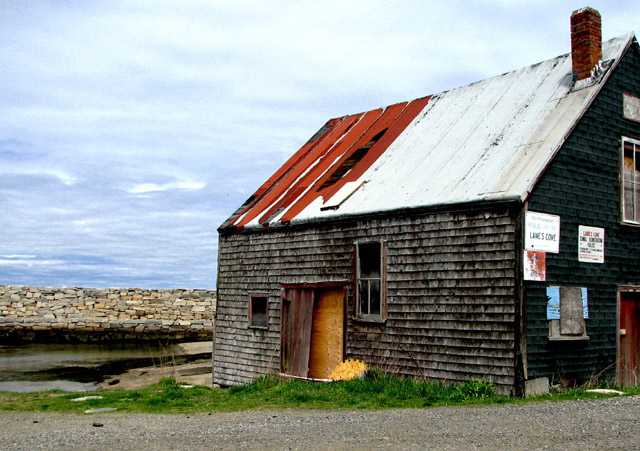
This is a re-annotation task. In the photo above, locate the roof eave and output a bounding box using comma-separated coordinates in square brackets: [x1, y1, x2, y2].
[219, 196, 524, 235]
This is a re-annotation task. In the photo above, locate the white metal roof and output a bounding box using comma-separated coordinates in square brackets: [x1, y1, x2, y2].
[226, 34, 634, 230]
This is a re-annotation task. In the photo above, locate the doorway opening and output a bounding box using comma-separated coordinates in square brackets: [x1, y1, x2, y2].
[280, 284, 346, 379]
[618, 289, 640, 386]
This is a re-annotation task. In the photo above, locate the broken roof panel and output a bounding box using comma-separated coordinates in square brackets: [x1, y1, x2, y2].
[221, 33, 635, 231]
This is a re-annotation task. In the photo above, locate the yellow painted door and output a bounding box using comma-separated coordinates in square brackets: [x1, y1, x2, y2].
[308, 288, 344, 379]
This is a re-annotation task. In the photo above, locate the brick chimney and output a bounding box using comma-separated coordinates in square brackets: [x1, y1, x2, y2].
[570, 7, 602, 81]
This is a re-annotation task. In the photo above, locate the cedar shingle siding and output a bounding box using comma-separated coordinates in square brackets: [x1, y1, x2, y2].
[526, 45, 640, 385]
[215, 204, 520, 394]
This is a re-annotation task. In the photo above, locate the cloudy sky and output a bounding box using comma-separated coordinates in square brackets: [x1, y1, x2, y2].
[1, 1, 638, 289]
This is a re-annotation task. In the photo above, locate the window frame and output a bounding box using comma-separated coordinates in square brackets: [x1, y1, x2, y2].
[248, 293, 269, 329]
[621, 136, 640, 225]
[547, 286, 589, 342]
[354, 240, 387, 322]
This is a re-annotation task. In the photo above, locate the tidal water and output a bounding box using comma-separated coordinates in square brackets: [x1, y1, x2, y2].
[0, 342, 179, 392]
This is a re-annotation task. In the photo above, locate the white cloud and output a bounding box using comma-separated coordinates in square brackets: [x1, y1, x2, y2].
[127, 180, 206, 194]
[0, 256, 63, 267]
[0, 0, 638, 288]
[0, 255, 37, 260]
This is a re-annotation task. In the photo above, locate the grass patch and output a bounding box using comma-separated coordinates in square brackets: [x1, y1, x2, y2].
[1, 372, 638, 414]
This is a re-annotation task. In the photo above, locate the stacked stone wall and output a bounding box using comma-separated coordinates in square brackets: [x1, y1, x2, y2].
[0, 286, 216, 342]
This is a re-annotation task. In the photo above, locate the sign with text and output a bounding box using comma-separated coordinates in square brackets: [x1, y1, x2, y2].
[525, 211, 560, 253]
[578, 225, 605, 263]
[524, 250, 546, 281]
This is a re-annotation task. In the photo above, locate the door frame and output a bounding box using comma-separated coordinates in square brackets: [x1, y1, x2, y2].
[617, 285, 640, 386]
[280, 282, 347, 379]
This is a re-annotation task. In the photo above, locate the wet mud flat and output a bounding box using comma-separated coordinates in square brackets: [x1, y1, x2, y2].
[0, 341, 212, 392]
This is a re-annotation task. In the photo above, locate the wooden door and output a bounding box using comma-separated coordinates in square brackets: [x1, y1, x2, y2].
[308, 288, 344, 379]
[619, 292, 640, 386]
[281, 286, 345, 379]
[281, 288, 314, 377]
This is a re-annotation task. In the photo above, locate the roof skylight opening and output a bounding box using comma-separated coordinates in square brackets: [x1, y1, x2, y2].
[319, 128, 387, 191]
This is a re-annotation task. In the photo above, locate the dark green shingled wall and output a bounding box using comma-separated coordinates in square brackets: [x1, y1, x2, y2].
[526, 43, 640, 385]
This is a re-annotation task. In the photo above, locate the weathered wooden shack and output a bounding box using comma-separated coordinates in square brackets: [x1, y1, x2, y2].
[214, 8, 640, 395]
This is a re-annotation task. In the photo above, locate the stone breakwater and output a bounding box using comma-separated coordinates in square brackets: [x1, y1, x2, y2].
[0, 286, 216, 342]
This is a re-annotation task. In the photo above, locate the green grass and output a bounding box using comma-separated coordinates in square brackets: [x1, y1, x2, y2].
[1, 371, 639, 414]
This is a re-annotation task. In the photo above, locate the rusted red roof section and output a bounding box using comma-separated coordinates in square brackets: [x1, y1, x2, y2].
[256, 108, 384, 227]
[223, 96, 431, 231]
[280, 96, 430, 224]
[219, 116, 351, 230]
[226, 113, 366, 230]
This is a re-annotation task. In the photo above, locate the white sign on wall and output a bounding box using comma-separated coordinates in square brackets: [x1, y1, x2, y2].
[524, 250, 546, 281]
[578, 225, 605, 263]
[525, 211, 561, 253]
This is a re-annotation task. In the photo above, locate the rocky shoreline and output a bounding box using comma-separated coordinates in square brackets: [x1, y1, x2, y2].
[0, 286, 216, 342]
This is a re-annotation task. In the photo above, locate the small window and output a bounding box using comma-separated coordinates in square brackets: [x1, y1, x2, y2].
[248, 294, 268, 329]
[547, 286, 589, 341]
[355, 241, 386, 321]
[621, 137, 640, 224]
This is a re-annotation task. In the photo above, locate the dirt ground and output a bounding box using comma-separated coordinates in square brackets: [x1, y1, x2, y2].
[2, 395, 639, 450]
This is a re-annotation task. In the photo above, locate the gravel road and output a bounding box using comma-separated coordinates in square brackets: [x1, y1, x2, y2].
[1, 395, 639, 450]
